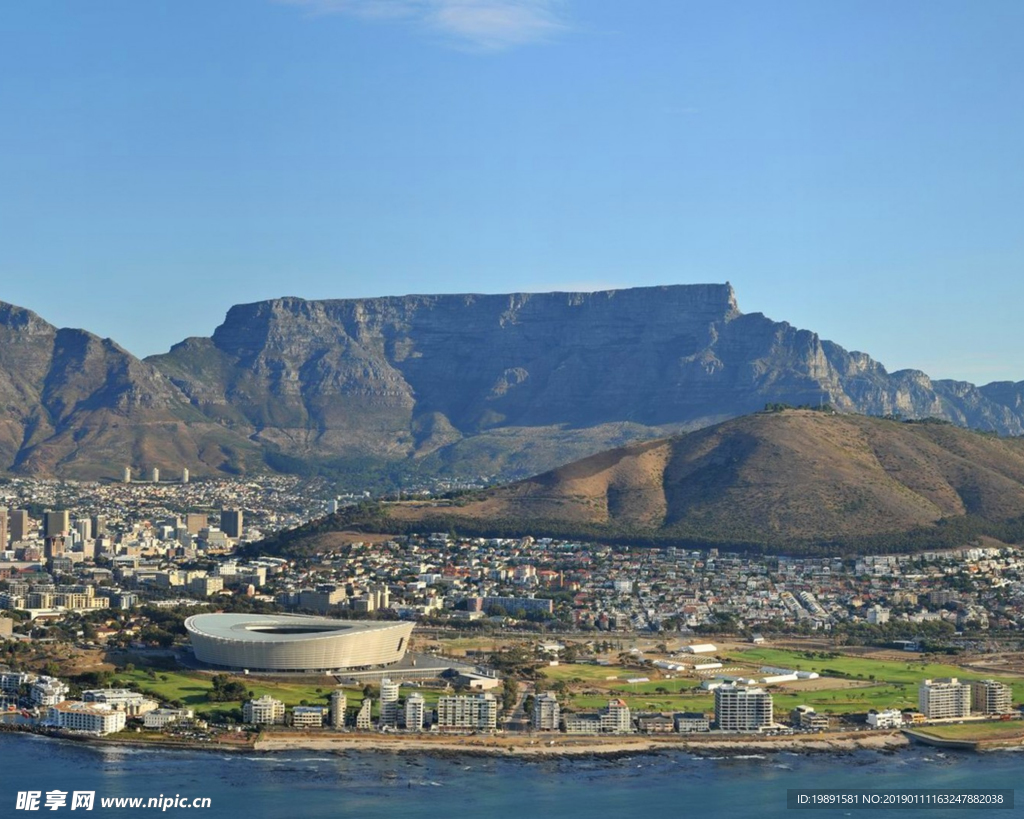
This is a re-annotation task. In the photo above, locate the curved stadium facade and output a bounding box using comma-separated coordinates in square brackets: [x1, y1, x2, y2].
[185, 613, 414, 673]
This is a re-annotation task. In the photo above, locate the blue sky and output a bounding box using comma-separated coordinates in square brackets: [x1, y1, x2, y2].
[1, 1, 1022, 384]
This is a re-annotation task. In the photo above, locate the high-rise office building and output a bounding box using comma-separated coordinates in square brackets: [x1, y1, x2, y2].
[10, 510, 31, 542]
[181, 468, 190, 485]
[150, 467, 160, 483]
[185, 513, 207, 535]
[123, 466, 132, 484]
[714, 685, 773, 731]
[91, 515, 108, 537]
[44, 511, 70, 540]
[0, 508, 7, 549]
[220, 509, 243, 539]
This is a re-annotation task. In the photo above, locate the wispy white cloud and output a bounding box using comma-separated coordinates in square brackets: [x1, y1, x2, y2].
[280, 0, 569, 51]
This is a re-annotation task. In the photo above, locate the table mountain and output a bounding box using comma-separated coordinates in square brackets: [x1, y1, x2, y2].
[3, 284, 1024, 481]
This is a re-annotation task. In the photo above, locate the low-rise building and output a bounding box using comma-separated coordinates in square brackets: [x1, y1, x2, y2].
[792, 705, 829, 730]
[48, 701, 126, 735]
[674, 712, 710, 733]
[292, 706, 327, 728]
[866, 709, 902, 730]
[82, 689, 158, 716]
[143, 708, 194, 729]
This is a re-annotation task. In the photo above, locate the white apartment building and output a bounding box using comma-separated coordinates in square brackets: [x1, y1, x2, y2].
[329, 690, 347, 729]
[143, 708, 194, 729]
[291, 706, 327, 728]
[404, 692, 426, 731]
[866, 709, 903, 729]
[31, 676, 70, 707]
[971, 680, 1013, 715]
[242, 695, 285, 725]
[48, 701, 126, 735]
[436, 693, 498, 731]
[918, 678, 971, 720]
[600, 699, 633, 734]
[379, 678, 401, 728]
[714, 685, 773, 731]
[532, 691, 561, 731]
[82, 689, 159, 716]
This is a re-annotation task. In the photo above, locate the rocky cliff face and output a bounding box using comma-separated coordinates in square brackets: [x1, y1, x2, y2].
[147, 284, 1024, 479]
[2, 285, 1023, 480]
[0, 302, 259, 477]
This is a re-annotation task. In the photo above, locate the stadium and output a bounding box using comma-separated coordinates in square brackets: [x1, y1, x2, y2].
[184, 613, 414, 673]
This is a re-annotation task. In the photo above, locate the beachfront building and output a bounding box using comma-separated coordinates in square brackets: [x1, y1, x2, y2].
[866, 709, 902, 729]
[329, 690, 347, 729]
[291, 706, 327, 728]
[792, 705, 829, 730]
[918, 678, 971, 720]
[970, 680, 1013, 715]
[405, 692, 426, 731]
[563, 713, 602, 735]
[674, 712, 710, 733]
[243, 695, 286, 725]
[82, 689, 159, 717]
[532, 691, 560, 731]
[356, 698, 373, 730]
[47, 701, 127, 735]
[30, 676, 70, 707]
[600, 699, 633, 734]
[379, 678, 400, 728]
[714, 685, 773, 731]
[143, 708, 194, 729]
[436, 693, 498, 731]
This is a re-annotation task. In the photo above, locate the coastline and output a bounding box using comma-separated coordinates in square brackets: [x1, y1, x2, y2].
[250, 730, 910, 757]
[2, 723, 911, 757]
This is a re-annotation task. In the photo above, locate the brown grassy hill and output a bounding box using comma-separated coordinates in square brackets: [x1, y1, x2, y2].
[383, 410, 1024, 547]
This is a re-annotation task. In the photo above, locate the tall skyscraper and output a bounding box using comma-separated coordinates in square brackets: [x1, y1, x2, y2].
[181, 468, 190, 485]
[43, 510, 70, 540]
[150, 467, 160, 483]
[123, 466, 132, 483]
[220, 509, 243, 539]
[10, 510, 31, 542]
[186, 513, 207, 535]
[91, 515, 108, 537]
[0, 508, 7, 549]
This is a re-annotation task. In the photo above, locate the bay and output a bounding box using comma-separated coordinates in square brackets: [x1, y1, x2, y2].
[1, 734, 1021, 819]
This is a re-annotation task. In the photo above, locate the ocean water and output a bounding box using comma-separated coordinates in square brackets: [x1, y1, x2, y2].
[1, 734, 1022, 819]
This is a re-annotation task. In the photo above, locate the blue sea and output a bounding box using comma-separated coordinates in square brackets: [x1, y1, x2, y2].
[1, 734, 1022, 819]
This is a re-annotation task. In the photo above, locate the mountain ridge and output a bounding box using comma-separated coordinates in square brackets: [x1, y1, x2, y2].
[1, 285, 1023, 481]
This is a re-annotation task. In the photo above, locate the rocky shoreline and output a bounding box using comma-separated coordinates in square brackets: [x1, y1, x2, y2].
[0, 723, 930, 758]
